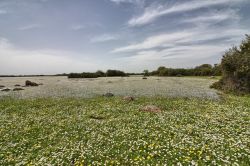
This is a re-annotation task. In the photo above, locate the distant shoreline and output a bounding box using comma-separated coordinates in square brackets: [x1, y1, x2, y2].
[0, 75, 66, 77]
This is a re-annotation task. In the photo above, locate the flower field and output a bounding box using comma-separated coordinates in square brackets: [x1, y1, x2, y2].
[0, 76, 219, 99]
[0, 95, 249, 165]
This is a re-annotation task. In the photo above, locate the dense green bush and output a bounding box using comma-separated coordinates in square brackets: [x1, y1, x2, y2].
[68, 72, 98, 78]
[212, 35, 250, 93]
[106, 70, 126, 77]
[212, 64, 222, 76]
[194, 64, 213, 76]
[68, 70, 127, 78]
[143, 70, 149, 76]
[151, 64, 220, 77]
[96, 70, 106, 77]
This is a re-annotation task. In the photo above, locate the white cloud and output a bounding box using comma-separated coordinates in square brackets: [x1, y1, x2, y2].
[0, 38, 99, 75]
[183, 9, 240, 24]
[71, 25, 85, 31]
[112, 31, 194, 53]
[112, 26, 248, 53]
[110, 0, 144, 5]
[118, 44, 230, 70]
[177, 29, 247, 44]
[124, 45, 227, 62]
[90, 34, 118, 43]
[0, 9, 7, 14]
[128, 0, 244, 26]
[109, 0, 145, 8]
[18, 24, 41, 30]
[0, 38, 11, 49]
[112, 1, 248, 70]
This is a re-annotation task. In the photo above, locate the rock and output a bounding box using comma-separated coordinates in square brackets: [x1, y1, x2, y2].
[13, 88, 24, 91]
[89, 115, 105, 120]
[142, 77, 147, 79]
[25, 80, 38, 86]
[123, 96, 135, 102]
[14, 84, 21, 87]
[1, 88, 11, 92]
[103, 92, 114, 97]
[0, 85, 5, 88]
[140, 105, 161, 113]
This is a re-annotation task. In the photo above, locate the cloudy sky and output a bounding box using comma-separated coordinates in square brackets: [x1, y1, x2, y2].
[0, 0, 249, 74]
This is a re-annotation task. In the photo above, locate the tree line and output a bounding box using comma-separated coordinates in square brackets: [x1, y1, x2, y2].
[150, 64, 221, 77]
[68, 70, 127, 78]
[68, 64, 222, 79]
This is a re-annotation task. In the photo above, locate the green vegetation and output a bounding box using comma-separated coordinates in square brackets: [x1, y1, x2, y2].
[143, 70, 149, 76]
[66, 63, 223, 79]
[151, 64, 221, 77]
[106, 70, 126, 77]
[0, 95, 249, 165]
[212, 35, 250, 94]
[68, 72, 99, 78]
[95, 70, 105, 77]
[68, 70, 127, 78]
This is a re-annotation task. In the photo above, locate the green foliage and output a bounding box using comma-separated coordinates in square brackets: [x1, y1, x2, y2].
[151, 64, 220, 77]
[212, 64, 222, 76]
[143, 69, 149, 76]
[68, 69, 127, 78]
[68, 72, 98, 78]
[106, 69, 126, 77]
[95, 70, 105, 77]
[212, 35, 250, 93]
[0, 96, 249, 165]
[194, 64, 213, 76]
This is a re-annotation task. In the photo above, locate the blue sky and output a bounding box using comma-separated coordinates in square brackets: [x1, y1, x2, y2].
[0, 0, 249, 74]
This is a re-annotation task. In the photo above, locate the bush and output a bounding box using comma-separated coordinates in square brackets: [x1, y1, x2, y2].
[68, 69, 127, 78]
[68, 73, 98, 78]
[106, 70, 126, 77]
[143, 70, 149, 76]
[151, 65, 220, 77]
[211, 35, 250, 94]
[194, 64, 213, 76]
[96, 70, 105, 77]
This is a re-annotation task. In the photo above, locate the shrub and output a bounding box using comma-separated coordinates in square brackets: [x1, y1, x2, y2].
[96, 70, 105, 77]
[68, 69, 127, 78]
[194, 64, 213, 76]
[151, 65, 220, 77]
[211, 35, 250, 94]
[143, 70, 149, 76]
[106, 70, 126, 77]
[212, 64, 222, 76]
[68, 73, 98, 78]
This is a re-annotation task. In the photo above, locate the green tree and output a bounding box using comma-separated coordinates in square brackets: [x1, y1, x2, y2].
[212, 64, 222, 76]
[194, 64, 213, 76]
[106, 70, 126, 77]
[143, 70, 149, 76]
[96, 70, 105, 77]
[212, 35, 250, 93]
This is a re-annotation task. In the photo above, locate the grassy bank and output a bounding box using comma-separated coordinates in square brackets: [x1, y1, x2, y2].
[0, 95, 249, 165]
